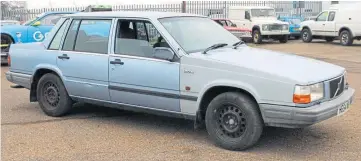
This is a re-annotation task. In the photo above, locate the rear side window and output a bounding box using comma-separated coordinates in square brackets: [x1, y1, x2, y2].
[74, 20, 112, 54]
[49, 19, 70, 50]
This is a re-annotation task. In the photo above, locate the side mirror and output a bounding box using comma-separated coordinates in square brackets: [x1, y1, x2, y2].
[153, 47, 175, 61]
[32, 21, 41, 26]
[231, 24, 237, 27]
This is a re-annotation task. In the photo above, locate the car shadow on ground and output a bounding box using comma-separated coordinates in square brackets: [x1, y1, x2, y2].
[67, 103, 330, 154]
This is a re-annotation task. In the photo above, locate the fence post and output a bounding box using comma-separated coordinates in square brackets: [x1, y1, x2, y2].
[181, 1, 186, 13]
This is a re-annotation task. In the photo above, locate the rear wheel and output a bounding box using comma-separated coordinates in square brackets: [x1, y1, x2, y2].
[37, 73, 73, 117]
[205, 92, 263, 151]
[340, 30, 353, 46]
[252, 30, 262, 44]
[301, 28, 313, 43]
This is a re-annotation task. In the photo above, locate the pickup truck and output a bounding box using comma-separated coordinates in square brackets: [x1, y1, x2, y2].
[6, 11, 355, 151]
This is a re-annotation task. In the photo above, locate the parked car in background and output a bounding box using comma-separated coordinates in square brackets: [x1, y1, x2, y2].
[1, 20, 21, 26]
[228, 6, 290, 44]
[0, 5, 112, 65]
[6, 11, 355, 151]
[278, 16, 303, 39]
[300, 3, 361, 46]
[212, 18, 252, 42]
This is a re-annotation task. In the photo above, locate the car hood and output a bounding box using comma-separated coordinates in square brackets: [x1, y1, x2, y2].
[192, 46, 344, 84]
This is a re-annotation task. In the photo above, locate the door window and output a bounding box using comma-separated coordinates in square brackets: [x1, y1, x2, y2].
[62, 19, 112, 54]
[49, 19, 70, 50]
[74, 20, 112, 54]
[114, 19, 171, 58]
[316, 11, 328, 21]
[328, 11, 336, 21]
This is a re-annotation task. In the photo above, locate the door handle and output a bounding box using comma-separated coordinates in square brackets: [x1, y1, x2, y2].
[322, 24, 325, 25]
[110, 59, 124, 65]
[58, 54, 69, 59]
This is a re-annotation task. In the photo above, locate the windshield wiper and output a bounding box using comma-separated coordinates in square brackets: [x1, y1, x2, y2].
[232, 40, 245, 49]
[202, 43, 228, 54]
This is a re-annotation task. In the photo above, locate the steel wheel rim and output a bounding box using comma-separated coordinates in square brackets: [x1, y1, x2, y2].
[254, 33, 259, 42]
[341, 33, 348, 44]
[43, 82, 60, 108]
[303, 31, 308, 40]
[215, 104, 247, 139]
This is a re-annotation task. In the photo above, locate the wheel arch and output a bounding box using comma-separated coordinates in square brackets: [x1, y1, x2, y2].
[252, 25, 261, 33]
[30, 65, 65, 102]
[338, 27, 354, 37]
[301, 26, 312, 34]
[194, 81, 262, 129]
[1, 33, 15, 43]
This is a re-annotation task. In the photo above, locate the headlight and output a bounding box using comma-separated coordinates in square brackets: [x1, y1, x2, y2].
[282, 24, 288, 30]
[262, 24, 269, 31]
[293, 82, 324, 104]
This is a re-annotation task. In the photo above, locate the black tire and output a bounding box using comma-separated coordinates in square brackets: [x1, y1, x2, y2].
[252, 30, 262, 44]
[279, 35, 288, 43]
[325, 37, 334, 42]
[205, 92, 263, 151]
[301, 28, 312, 43]
[294, 36, 300, 40]
[36, 73, 73, 117]
[339, 30, 353, 46]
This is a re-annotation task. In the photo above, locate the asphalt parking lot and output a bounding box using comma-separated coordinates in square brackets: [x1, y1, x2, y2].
[1, 40, 361, 161]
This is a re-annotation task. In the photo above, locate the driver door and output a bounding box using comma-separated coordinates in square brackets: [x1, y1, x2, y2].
[312, 11, 329, 36]
[109, 19, 181, 112]
[27, 13, 65, 42]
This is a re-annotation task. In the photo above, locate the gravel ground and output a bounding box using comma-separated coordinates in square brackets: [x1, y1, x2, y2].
[1, 40, 361, 161]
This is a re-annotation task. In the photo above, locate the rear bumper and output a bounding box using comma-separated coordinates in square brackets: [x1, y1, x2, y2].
[6, 71, 32, 89]
[1, 52, 8, 64]
[260, 88, 355, 128]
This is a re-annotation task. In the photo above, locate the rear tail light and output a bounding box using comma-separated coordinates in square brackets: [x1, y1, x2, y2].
[7, 54, 11, 66]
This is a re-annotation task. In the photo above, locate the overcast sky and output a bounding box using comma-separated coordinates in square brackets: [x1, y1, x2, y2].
[23, 0, 182, 9]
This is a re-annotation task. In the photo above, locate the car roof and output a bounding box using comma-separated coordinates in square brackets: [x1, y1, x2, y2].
[65, 11, 205, 19]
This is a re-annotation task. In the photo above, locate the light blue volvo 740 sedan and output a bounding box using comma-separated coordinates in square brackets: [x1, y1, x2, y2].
[6, 11, 355, 151]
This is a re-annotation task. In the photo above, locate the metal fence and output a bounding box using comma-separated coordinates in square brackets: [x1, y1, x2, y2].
[1, 1, 322, 22]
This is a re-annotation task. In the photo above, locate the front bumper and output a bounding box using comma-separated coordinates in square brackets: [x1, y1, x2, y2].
[6, 71, 32, 89]
[260, 87, 355, 128]
[261, 30, 290, 35]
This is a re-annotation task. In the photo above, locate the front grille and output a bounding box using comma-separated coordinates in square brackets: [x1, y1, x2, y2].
[329, 75, 345, 99]
[270, 24, 283, 30]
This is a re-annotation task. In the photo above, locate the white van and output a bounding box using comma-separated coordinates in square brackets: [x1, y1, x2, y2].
[300, 3, 361, 46]
[228, 6, 290, 44]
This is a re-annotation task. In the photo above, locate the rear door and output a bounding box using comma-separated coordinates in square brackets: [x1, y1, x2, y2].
[56, 18, 113, 101]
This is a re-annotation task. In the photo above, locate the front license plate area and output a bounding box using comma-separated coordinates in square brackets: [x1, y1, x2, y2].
[337, 99, 351, 116]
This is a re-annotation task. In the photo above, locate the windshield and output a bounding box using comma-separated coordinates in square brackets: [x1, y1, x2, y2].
[251, 9, 275, 17]
[158, 17, 240, 53]
[23, 13, 45, 25]
[289, 19, 301, 24]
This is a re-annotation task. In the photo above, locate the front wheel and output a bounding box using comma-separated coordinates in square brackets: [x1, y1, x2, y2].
[205, 92, 263, 151]
[252, 30, 262, 44]
[37, 73, 73, 117]
[301, 28, 313, 43]
[340, 30, 353, 46]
